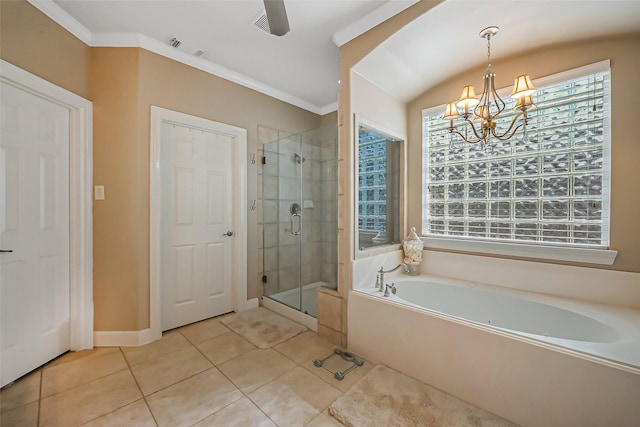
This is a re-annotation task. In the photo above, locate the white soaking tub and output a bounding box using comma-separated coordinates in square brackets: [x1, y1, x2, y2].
[349, 276, 640, 426]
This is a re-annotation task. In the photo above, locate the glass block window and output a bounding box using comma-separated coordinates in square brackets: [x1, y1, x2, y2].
[358, 132, 387, 232]
[422, 65, 610, 247]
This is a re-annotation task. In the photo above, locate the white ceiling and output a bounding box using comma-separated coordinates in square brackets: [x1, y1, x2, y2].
[38, 0, 418, 114]
[355, 0, 640, 103]
[32, 1, 640, 114]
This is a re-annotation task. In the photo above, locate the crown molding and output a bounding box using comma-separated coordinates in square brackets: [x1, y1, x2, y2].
[28, 0, 92, 44]
[26, 0, 326, 114]
[319, 102, 338, 115]
[331, 0, 420, 47]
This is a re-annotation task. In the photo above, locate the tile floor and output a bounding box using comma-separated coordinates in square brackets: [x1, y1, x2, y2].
[0, 313, 376, 427]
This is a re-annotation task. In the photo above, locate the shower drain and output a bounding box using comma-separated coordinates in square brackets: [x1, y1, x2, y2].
[313, 348, 364, 380]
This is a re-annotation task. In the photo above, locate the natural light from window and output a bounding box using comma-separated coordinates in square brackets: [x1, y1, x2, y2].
[422, 63, 611, 257]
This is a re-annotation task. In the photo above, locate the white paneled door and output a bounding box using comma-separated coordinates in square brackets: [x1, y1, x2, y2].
[160, 122, 234, 330]
[1, 82, 70, 387]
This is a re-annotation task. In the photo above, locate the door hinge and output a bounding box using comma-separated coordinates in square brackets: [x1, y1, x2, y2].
[261, 156, 266, 165]
[262, 275, 267, 283]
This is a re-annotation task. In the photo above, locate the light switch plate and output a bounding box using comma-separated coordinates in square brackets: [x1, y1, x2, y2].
[95, 185, 105, 200]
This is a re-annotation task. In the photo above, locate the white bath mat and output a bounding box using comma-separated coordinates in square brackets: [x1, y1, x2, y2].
[329, 365, 517, 427]
[220, 307, 307, 349]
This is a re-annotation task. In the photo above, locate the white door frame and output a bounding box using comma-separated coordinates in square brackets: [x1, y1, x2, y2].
[150, 106, 249, 341]
[0, 60, 94, 350]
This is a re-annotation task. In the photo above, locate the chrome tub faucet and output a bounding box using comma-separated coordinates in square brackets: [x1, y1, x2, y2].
[375, 263, 409, 291]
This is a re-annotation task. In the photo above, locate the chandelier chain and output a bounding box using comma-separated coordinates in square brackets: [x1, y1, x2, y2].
[487, 34, 491, 67]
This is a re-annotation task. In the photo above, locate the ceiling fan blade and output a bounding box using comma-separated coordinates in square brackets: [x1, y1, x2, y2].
[263, 0, 290, 36]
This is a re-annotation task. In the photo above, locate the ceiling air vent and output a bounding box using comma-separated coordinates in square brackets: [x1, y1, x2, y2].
[167, 35, 205, 58]
[252, 11, 271, 34]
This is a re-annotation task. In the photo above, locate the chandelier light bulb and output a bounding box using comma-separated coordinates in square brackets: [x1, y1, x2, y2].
[456, 85, 480, 110]
[443, 102, 461, 120]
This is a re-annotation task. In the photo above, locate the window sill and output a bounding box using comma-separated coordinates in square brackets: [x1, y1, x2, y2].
[423, 236, 618, 265]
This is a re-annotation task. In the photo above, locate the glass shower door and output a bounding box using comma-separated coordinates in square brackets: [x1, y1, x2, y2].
[262, 134, 304, 312]
[261, 124, 337, 318]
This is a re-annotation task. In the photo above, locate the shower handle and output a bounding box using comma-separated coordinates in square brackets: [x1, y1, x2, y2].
[290, 212, 301, 235]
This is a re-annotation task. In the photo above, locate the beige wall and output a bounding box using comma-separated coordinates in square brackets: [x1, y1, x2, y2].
[351, 71, 406, 136]
[91, 48, 148, 331]
[320, 111, 338, 126]
[407, 34, 640, 273]
[3, 1, 324, 332]
[0, 0, 91, 98]
[91, 48, 321, 331]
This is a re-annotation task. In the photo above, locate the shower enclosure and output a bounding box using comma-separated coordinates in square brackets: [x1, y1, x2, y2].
[260, 124, 337, 318]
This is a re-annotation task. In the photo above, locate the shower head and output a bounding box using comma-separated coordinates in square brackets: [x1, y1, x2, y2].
[294, 153, 306, 164]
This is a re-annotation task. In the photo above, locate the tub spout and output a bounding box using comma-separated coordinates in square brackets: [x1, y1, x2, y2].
[382, 263, 410, 274]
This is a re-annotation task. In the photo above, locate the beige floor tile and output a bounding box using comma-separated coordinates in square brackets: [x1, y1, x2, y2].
[305, 409, 345, 427]
[42, 348, 128, 398]
[130, 346, 212, 395]
[0, 370, 41, 413]
[146, 368, 242, 427]
[196, 332, 256, 365]
[80, 399, 155, 427]
[39, 369, 141, 427]
[0, 401, 38, 427]
[178, 317, 231, 344]
[121, 330, 191, 367]
[274, 331, 334, 364]
[217, 348, 295, 394]
[249, 366, 342, 427]
[194, 396, 275, 427]
[45, 347, 119, 368]
[303, 347, 375, 393]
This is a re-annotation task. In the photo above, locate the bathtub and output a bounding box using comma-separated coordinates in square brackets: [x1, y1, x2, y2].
[349, 276, 640, 426]
[380, 278, 640, 367]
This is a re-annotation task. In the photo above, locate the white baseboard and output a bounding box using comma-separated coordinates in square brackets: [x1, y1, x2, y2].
[239, 297, 259, 311]
[93, 328, 154, 347]
[94, 299, 259, 347]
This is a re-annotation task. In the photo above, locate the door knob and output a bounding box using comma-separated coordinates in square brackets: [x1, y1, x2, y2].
[0, 249, 13, 253]
[222, 231, 234, 237]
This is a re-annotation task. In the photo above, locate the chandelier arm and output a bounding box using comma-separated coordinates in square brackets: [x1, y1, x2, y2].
[461, 115, 488, 142]
[449, 128, 483, 144]
[491, 111, 526, 141]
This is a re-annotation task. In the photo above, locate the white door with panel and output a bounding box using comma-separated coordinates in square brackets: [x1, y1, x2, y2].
[1, 82, 70, 387]
[160, 122, 235, 330]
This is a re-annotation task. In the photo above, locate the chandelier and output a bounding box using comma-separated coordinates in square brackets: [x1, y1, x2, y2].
[443, 26, 536, 146]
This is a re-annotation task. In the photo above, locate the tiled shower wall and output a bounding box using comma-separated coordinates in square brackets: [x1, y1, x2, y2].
[257, 125, 337, 298]
[303, 134, 337, 290]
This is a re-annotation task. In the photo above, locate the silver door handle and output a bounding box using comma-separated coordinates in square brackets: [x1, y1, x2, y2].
[0, 249, 13, 253]
[290, 213, 301, 235]
[222, 231, 234, 237]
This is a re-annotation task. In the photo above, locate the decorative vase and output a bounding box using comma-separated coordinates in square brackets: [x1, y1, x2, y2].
[402, 226, 423, 276]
